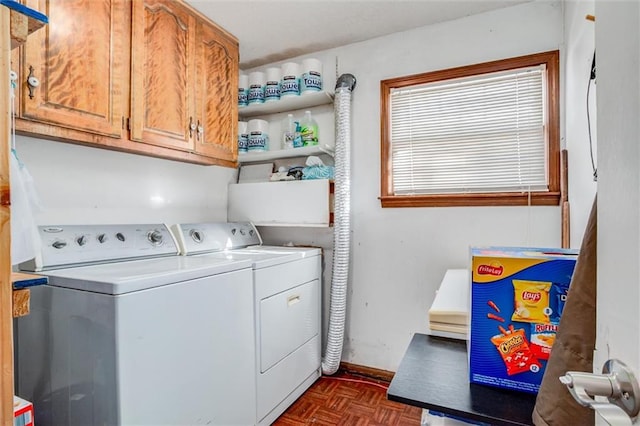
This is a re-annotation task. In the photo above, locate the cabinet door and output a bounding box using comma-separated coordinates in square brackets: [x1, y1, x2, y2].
[194, 22, 238, 162]
[20, 0, 126, 137]
[130, 0, 196, 151]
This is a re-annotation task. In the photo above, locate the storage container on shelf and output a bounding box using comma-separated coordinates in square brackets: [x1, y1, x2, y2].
[265, 67, 281, 102]
[247, 119, 270, 152]
[238, 73, 249, 108]
[280, 62, 300, 97]
[248, 71, 265, 105]
[238, 121, 248, 154]
[301, 58, 323, 94]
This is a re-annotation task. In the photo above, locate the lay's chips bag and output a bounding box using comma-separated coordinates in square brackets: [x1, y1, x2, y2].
[511, 280, 552, 323]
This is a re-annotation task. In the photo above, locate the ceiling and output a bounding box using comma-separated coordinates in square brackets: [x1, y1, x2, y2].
[186, 0, 531, 69]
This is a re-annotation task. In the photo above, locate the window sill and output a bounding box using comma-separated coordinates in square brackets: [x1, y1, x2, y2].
[379, 192, 561, 208]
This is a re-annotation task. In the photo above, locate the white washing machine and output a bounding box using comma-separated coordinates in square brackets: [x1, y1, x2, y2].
[15, 224, 256, 426]
[172, 222, 322, 426]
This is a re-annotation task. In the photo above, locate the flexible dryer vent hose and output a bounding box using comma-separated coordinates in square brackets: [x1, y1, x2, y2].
[322, 74, 356, 375]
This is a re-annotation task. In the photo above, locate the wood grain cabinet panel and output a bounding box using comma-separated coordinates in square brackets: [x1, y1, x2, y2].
[19, 0, 126, 137]
[194, 21, 238, 162]
[131, 0, 238, 160]
[12, 0, 238, 166]
[130, 0, 196, 151]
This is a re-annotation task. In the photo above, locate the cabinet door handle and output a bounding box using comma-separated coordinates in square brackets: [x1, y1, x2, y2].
[197, 120, 203, 142]
[26, 65, 40, 99]
[287, 294, 301, 306]
[189, 117, 196, 138]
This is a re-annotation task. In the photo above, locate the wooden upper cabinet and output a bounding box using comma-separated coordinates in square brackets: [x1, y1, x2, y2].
[19, 0, 126, 137]
[194, 21, 238, 162]
[130, 0, 196, 151]
[13, 0, 238, 166]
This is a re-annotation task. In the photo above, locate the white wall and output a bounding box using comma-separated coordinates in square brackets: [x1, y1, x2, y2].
[14, 135, 235, 225]
[563, 0, 598, 248]
[257, 1, 564, 371]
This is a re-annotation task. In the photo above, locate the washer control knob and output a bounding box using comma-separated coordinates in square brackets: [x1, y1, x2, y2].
[190, 230, 203, 243]
[148, 230, 163, 245]
[97, 233, 107, 244]
[52, 240, 67, 249]
[231, 228, 237, 235]
[76, 235, 87, 246]
[249, 229, 254, 236]
[116, 232, 126, 242]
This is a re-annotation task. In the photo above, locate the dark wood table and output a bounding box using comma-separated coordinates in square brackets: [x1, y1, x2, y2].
[387, 333, 537, 426]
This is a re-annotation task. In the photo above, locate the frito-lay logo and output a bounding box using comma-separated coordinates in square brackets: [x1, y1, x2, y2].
[522, 291, 541, 302]
[477, 264, 503, 276]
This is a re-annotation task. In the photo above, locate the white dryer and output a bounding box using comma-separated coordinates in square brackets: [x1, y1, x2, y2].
[173, 222, 322, 426]
[16, 224, 256, 426]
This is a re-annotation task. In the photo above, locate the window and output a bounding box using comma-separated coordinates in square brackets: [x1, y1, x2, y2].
[380, 50, 560, 207]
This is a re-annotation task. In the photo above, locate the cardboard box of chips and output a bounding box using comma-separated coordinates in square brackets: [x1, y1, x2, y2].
[13, 395, 34, 426]
[469, 246, 578, 394]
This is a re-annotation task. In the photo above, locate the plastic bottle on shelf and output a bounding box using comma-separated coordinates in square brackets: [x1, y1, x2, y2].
[282, 114, 296, 150]
[299, 110, 318, 146]
[293, 121, 303, 148]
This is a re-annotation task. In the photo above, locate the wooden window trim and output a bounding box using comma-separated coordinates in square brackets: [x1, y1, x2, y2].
[379, 50, 560, 208]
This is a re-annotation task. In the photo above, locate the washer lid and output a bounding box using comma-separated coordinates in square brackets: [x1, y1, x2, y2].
[42, 255, 252, 295]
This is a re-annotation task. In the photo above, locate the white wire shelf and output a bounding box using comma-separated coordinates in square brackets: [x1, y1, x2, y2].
[238, 91, 334, 118]
[238, 144, 334, 164]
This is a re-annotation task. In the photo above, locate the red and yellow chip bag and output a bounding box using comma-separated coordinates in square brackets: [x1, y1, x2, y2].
[530, 322, 558, 361]
[511, 279, 551, 323]
[491, 327, 541, 376]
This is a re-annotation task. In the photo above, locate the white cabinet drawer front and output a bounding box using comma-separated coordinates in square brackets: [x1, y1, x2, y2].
[257, 335, 321, 422]
[260, 279, 320, 372]
[254, 256, 320, 300]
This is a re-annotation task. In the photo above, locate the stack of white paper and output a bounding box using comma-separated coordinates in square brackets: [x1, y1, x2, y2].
[428, 269, 470, 339]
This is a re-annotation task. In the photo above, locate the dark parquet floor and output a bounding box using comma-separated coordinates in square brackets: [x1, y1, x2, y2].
[273, 372, 422, 425]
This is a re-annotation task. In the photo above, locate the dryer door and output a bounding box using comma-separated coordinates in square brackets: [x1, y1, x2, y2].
[260, 279, 320, 372]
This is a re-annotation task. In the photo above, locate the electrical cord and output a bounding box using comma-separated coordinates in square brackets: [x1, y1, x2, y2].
[587, 53, 597, 181]
[321, 374, 390, 391]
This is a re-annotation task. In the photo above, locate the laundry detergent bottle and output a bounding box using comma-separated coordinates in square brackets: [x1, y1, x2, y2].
[299, 110, 318, 146]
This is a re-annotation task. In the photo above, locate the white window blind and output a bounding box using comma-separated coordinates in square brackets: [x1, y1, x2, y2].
[390, 65, 548, 195]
